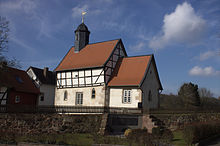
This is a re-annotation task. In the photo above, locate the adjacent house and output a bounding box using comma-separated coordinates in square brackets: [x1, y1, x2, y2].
[27, 66, 56, 106]
[54, 22, 162, 113]
[0, 65, 39, 111]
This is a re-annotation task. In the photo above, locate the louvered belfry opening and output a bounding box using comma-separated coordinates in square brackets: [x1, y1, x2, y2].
[74, 23, 90, 53]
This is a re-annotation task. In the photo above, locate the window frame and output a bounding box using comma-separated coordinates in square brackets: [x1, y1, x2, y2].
[91, 88, 95, 98]
[40, 93, 44, 101]
[15, 96, 20, 103]
[122, 89, 131, 104]
[64, 91, 68, 101]
[76, 92, 83, 105]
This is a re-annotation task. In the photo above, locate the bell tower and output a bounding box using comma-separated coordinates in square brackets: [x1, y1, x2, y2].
[74, 12, 90, 53]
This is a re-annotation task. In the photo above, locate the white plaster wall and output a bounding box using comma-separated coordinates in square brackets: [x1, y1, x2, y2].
[55, 86, 106, 106]
[57, 68, 104, 87]
[38, 84, 55, 106]
[141, 61, 160, 110]
[0, 87, 7, 105]
[109, 88, 142, 108]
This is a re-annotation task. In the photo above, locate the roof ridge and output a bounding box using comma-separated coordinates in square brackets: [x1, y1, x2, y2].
[6, 66, 25, 73]
[124, 54, 153, 58]
[71, 38, 121, 48]
[30, 66, 53, 73]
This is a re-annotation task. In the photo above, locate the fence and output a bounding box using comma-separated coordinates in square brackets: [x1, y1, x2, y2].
[1, 105, 220, 114]
[0, 105, 142, 114]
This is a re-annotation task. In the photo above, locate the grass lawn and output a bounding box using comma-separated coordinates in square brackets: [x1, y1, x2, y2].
[172, 130, 187, 146]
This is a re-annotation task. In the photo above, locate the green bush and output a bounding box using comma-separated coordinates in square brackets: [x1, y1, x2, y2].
[161, 129, 174, 144]
[126, 129, 153, 146]
[152, 127, 173, 145]
[183, 126, 194, 146]
[183, 122, 220, 145]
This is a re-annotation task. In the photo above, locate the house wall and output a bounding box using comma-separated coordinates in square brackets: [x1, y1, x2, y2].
[109, 88, 142, 108]
[56, 68, 104, 88]
[141, 61, 160, 110]
[38, 84, 55, 106]
[55, 85, 106, 106]
[8, 90, 37, 105]
[0, 87, 7, 105]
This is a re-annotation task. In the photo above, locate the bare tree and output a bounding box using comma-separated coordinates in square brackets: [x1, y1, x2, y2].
[0, 16, 20, 68]
[0, 16, 9, 61]
[198, 88, 214, 98]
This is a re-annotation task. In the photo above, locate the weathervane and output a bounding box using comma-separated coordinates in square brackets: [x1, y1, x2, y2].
[82, 11, 87, 23]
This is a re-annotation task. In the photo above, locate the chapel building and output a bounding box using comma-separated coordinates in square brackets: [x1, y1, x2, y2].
[54, 22, 162, 113]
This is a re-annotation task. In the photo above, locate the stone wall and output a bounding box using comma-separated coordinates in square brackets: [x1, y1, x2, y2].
[152, 112, 220, 130]
[0, 113, 102, 135]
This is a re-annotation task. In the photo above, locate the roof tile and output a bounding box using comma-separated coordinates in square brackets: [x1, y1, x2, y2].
[108, 56, 151, 86]
[0, 67, 40, 94]
[55, 39, 119, 71]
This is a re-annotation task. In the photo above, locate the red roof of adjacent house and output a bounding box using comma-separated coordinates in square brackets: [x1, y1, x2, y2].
[108, 55, 151, 86]
[0, 67, 39, 94]
[55, 39, 119, 71]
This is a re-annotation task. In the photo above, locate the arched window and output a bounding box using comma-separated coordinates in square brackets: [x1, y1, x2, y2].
[92, 88, 95, 98]
[148, 90, 152, 102]
[64, 91, 68, 101]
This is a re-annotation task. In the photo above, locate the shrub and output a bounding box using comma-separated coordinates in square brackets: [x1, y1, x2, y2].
[126, 129, 153, 146]
[183, 122, 220, 145]
[152, 127, 173, 145]
[152, 127, 163, 139]
[161, 129, 174, 144]
[183, 126, 194, 146]
[124, 129, 132, 138]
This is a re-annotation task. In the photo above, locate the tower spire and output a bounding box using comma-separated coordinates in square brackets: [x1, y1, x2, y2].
[82, 11, 86, 23]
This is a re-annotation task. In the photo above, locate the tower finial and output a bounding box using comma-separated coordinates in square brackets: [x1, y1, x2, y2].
[82, 11, 87, 23]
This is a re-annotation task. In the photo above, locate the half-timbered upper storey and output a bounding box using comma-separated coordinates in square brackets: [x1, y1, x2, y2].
[55, 38, 127, 88]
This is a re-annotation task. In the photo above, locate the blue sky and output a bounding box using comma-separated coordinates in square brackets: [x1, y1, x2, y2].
[0, 0, 220, 97]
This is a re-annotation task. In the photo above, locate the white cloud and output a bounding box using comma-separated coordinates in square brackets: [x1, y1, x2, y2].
[129, 42, 146, 52]
[72, 4, 101, 19]
[199, 50, 217, 61]
[189, 66, 220, 76]
[149, 2, 206, 49]
[72, 5, 89, 18]
[0, 0, 37, 15]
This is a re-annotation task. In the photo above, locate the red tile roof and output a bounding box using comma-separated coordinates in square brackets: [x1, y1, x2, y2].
[0, 67, 39, 94]
[108, 56, 151, 86]
[55, 39, 119, 71]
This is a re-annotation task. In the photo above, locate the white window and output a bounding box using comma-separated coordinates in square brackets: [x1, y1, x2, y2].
[76, 92, 83, 105]
[15, 96, 20, 103]
[123, 90, 131, 103]
[64, 91, 68, 101]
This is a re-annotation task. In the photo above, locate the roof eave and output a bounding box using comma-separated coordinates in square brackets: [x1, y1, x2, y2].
[139, 55, 163, 90]
[108, 85, 139, 87]
[139, 54, 153, 87]
[55, 65, 104, 72]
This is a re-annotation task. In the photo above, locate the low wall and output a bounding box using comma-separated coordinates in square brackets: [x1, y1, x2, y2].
[152, 112, 220, 130]
[0, 113, 102, 135]
[1, 112, 220, 136]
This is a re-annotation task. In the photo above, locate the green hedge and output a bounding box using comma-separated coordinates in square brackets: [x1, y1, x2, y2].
[183, 122, 220, 145]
